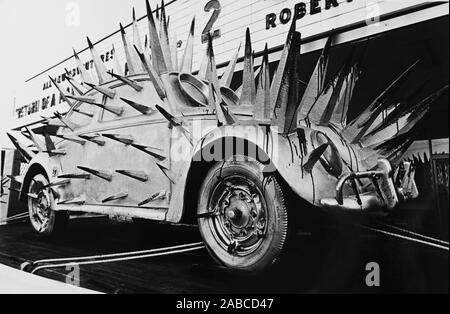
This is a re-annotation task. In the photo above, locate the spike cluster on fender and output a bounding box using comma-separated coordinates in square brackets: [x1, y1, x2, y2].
[342, 60, 421, 144]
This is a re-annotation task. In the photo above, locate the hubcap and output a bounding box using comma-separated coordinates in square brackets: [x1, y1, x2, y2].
[30, 183, 51, 231]
[206, 176, 268, 256]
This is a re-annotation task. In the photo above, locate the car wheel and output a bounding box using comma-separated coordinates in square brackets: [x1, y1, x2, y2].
[197, 159, 289, 272]
[28, 173, 68, 236]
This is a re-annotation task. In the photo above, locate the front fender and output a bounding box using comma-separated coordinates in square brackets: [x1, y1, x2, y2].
[167, 124, 340, 222]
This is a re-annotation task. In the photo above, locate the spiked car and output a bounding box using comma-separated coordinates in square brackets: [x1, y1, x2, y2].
[7, 1, 448, 271]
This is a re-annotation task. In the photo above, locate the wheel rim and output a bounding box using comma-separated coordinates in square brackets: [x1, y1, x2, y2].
[206, 175, 268, 257]
[29, 179, 52, 232]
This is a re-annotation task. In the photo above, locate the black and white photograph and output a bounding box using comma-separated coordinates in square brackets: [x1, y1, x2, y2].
[0, 0, 448, 300]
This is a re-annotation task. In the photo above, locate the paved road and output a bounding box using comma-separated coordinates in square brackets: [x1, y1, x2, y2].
[0, 217, 448, 294]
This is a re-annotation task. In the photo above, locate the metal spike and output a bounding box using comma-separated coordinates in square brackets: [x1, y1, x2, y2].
[210, 83, 236, 126]
[24, 127, 46, 152]
[102, 192, 128, 204]
[56, 135, 86, 146]
[366, 84, 449, 138]
[205, 34, 222, 104]
[58, 173, 91, 180]
[27, 193, 39, 200]
[156, 163, 176, 184]
[143, 35, 153, 67]
[73, 48, 94, 85]
[49, 76, 74, 108]
[297, 35, 333, 126]
[272, 27, 302, 134]
[221, 42, 241, 88]
[133, 45, 166, 99]
[138, 190, 166, 206]
[6, 175, 24, 185]
[239, 28, 256, 106]
[254, 44, 271, 123]
[40, 116, 66, 128]
[58, 197, 86, 206]
[64, 69, 86, 95]
[78, 134, 106, 146]
[159, 0, 173, 70]
[146, 0, 168, 74]
[66, 95, 123, 116]
[102, 133, 134, 145]
[73, 108, 94, 118]
[107, 71, 143, 92]
[318, 52, 356, 127]
[120, 98, 156, 115]
[303, 144, 329, 173]
[270, 19, 297, 110]
[131, 144, 167, 161]
[81, 99, 122, 116]
[111, 44, 124, 77]
[209, 83, 224, 125]
[343, 60, 420, 143]
[65, 95, 98, 106]
[85, 82, 116, 99]
[329, 64, 360, 129]
[132, 8, 144, 55]
[155, 105, 193, 145]
[54, 111, 81, 131]
[77, 166, 112, 181]
[8, 187, 21, 194]
[43, 129, 57, 154]
[171, 32, 179, 71]
[87, 37, 109, 84]
[116, 170, 149, 182]
[41, 149, 65, 156]
[44, 179, 71, 188]
[119, 23, 141, 75]
[181, 17, 196, 73]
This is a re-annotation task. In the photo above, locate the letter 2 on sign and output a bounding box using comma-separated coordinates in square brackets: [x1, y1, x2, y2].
[365, 262, 380, 287]
[201, 0, 222, 43]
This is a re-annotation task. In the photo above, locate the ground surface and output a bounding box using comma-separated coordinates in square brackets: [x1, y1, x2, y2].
[0, 216, 448, 294]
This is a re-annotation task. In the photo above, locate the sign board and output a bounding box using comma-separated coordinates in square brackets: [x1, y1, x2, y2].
[12, 0, 448, 128]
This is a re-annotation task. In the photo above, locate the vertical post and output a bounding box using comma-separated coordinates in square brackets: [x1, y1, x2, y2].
[429, 139, 443, 237]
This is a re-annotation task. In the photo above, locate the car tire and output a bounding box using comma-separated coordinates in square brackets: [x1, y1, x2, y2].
[27, 173, 68, 236]
[197, 158, 289, 272]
